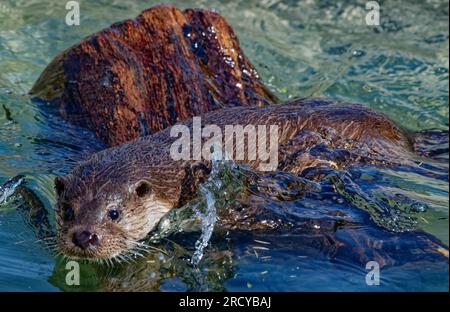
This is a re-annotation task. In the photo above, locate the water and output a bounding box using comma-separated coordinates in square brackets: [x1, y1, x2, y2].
[190, 159, 223, 265]
[0, 0, 448, 291]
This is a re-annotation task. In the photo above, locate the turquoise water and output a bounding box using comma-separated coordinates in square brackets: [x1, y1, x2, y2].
[0, 0, 448, 291]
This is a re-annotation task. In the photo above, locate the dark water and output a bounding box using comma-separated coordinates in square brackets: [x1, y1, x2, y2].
[0, 0, 448, 291]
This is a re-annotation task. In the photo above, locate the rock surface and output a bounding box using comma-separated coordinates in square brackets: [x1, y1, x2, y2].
[31, 4, 277, 146]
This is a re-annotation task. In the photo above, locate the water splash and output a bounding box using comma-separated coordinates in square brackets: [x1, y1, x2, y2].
[149, 156, 244, 264]
[190, 154, 230, 265]
[190, 183, 218, 265]
[0, 175, 23, 206]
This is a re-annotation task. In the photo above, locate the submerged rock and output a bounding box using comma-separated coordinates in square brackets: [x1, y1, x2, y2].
[31, 4, 277, 146]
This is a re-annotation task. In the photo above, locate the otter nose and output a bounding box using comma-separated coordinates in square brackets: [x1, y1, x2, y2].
[72, 231, 99, 250]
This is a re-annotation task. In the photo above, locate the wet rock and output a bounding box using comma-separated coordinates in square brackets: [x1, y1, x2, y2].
[31, 4, 277, 146]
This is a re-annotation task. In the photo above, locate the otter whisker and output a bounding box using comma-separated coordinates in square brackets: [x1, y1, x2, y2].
[43, 243, 58, 251]
[130, 241, 168, 256]
[122, 252, 139, 263]
[113, 257, 122, 266]
[115, 254, 127, 264]
[42, 241, 55, 247]
[39, 236, 57, 241]
[118, 254, 132, 264]
[119, 244, 146, 263]
[115, 255, 124, 264]
[13, 239, 33, 245]
[129, 250, 144, 259]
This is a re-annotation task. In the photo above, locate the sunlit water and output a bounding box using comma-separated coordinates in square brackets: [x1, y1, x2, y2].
[0, 0, 448, 291]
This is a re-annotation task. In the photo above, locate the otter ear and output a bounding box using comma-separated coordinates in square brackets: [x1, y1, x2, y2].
[135, 180, 152, 198]
[54, 176, 67, 197]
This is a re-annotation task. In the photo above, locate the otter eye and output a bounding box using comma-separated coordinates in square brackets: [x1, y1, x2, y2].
[108, 209, 120, 221]
[62, 203, 74, 221]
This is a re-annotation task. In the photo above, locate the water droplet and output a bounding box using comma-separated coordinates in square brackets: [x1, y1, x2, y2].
[352, 49, 366, 57]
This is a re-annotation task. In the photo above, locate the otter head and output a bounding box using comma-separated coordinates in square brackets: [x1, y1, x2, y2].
[54, 172, 174, 261]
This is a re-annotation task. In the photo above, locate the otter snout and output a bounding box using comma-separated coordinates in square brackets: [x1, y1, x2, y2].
[72, 230, 100, 250]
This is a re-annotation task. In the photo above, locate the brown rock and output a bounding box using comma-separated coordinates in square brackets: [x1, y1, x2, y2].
[30, 4, 277, 146]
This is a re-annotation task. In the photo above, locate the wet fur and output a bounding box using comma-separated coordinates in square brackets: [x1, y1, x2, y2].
[55, 98, 427, 260]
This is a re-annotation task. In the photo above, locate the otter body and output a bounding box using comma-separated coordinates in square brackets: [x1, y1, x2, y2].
[55, 98, 422, 259]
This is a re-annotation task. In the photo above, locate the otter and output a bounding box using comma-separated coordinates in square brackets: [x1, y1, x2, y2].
[53, 98, 436, 260]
